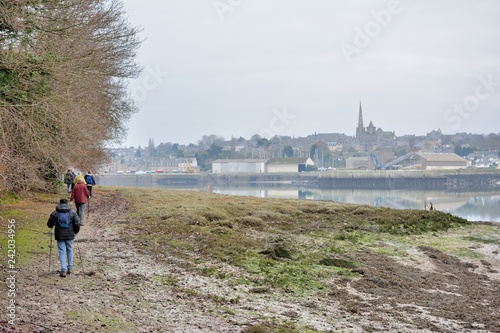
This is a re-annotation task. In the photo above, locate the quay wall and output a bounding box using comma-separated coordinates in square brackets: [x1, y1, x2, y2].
[318, 170, 500, 190]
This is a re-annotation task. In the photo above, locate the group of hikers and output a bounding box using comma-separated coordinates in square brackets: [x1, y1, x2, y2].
[47, 169, 96, 277]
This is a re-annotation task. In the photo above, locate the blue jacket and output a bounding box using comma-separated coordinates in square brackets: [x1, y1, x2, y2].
[47, 203, 80, 241]
[84, 173, 96, 186]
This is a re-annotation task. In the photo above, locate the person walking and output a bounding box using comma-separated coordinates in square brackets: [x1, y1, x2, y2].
[64, 169, 75, 193]
[47, 198, 80, 277]
[73, 172, 86, 187]
[70, 179, 90, 226]
[84, 171, 96, 198]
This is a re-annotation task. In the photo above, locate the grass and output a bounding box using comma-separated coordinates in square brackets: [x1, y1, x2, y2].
[117, 187, 473, 297]
[0, 192, 62, 267]
[66, 309, 135, 332]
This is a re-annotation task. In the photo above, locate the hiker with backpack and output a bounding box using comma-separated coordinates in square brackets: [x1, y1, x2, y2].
[84, 171, 96, 198]
[70, 179, 90, 226]
[64, 169, 76, 193]
[47, 198, 80, 277]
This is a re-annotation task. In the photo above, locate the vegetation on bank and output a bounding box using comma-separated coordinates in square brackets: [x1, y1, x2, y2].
[0, 191, 63, 267]
[117, 187, 471, 296]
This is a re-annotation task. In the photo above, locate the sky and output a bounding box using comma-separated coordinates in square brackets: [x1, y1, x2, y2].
[118, 0, 500, 147]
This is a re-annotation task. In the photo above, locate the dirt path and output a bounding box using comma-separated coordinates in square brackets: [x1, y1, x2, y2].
[9, 192, 341, 332]
[3, 192, 500, 332]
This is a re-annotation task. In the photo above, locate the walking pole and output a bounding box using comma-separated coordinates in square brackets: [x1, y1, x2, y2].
[74, 235, 86, 277]
[49, 230, 53, 273]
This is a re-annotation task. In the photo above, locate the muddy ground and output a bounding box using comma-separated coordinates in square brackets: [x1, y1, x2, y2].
[1, 191, 500, 332]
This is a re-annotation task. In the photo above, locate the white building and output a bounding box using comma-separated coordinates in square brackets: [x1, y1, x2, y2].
[212, 158, 314, 173]
[266, 157, 314, 173]
[212, 159, 267, 173]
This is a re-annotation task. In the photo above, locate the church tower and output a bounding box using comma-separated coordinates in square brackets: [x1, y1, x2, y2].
[356, 101, 365, 139]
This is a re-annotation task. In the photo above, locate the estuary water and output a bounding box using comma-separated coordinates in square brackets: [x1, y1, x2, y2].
[98, 175, 500, 223]
[209, 186, 500, 223]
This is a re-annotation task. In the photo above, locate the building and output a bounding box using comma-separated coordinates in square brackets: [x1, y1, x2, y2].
[413, 152, 467, 170]
[355, 102, 395, 143]
[266, 157, 314, 173]
[212, 159, 267, 173]
[212, 158, 314, 173]
[473, 154, 499, 168]
[178, 158, 198, 173]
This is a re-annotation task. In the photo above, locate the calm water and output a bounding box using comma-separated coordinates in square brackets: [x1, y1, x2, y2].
[208, 186, 500, 223]
[98, 176, 500, 223]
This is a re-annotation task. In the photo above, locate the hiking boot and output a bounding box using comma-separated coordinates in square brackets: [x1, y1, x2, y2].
[60, 271, 67, 277]
[67, 269, 72, 275]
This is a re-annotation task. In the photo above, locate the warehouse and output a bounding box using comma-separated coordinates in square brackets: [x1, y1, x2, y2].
[212, 159, 267, 173]
[413, 152, 467, 170]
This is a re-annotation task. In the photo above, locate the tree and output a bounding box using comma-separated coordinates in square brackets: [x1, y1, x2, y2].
[207, 144, 223, 159]
[454, 145, 474, 157]
[250, 134, 261, 141]
[198, 134, 225, 150]
[0, 0, 141, 193]
[148, 138, 156, 157]
[310, 141, 332, 168]
[195, 150, 210, 171]
[282, 145, 294, 157]
[256, 138, 271, 148]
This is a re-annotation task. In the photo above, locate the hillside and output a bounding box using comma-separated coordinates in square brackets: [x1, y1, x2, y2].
[1, 188, 499, 333]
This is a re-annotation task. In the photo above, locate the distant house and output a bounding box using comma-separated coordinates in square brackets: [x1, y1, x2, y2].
[212, 159, 267, 173]
[413, 152, 467, 170]
[475, 154, 500, 168]
[327, 142, 343, 152]
[266, 157, 314, 173]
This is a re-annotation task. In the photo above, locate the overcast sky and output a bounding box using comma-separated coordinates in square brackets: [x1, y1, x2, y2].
[118, 0, 500, 147]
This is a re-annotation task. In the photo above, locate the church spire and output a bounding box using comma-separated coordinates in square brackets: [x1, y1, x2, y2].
[358, 101, 364, 128]
[356, 101, 365, 139]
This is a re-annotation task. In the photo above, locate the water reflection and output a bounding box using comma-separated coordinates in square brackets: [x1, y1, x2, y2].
[97, 175, 499, 222]
[210, 187, 500, 223]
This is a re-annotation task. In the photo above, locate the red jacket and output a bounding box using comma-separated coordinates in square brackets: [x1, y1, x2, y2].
[71, 180, 90, 204]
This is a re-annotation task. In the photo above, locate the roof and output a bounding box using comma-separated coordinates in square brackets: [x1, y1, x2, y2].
[414, 152, 467, 162]
[212, 159, 267, 164]
[266, 157, 312, 165]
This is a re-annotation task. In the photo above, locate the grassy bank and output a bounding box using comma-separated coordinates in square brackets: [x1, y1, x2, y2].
[0, 192, 63, 268]
[116, 187, 473, 296]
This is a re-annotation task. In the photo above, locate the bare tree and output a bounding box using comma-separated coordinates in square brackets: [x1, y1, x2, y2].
[0, 0, 142, 194]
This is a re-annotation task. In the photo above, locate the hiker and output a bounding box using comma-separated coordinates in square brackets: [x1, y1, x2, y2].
[70, 179, 90, 226]
[47, 198, 80, 277]
[84, 171, 96, 198]
[73, 172, 86, 186]
[64, 169, 75, 193]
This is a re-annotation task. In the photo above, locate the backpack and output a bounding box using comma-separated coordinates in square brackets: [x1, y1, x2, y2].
[57, 212, 71, 229]
[64, 173, 73, 184]
[84, 174, 94, 185]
